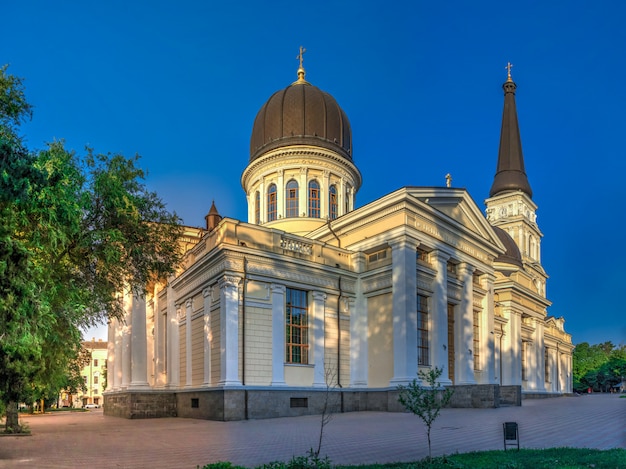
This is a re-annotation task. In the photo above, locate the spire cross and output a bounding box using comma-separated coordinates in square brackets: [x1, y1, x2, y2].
[297, 46, 306, 69]
[445, 173, 452, 188]
[505, 62, 513, 81]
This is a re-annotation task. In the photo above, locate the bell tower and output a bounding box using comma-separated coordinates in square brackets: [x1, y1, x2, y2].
[485, 64, 546, 292]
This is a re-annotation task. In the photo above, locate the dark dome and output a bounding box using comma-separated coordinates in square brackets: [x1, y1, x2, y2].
[492, 226, 523, 267]
[249, 81, 352, 162]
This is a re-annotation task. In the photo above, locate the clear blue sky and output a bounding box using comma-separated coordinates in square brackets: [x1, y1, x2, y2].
[3, 1, 624, 346]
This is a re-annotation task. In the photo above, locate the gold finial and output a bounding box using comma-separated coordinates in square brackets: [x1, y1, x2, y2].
[445, 173, 452, 188]
[505, 62, 513, 81]
[295, 46, 307, 83]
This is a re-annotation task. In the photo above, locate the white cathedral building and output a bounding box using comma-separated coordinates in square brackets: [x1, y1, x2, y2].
[104, 58, 573, 420]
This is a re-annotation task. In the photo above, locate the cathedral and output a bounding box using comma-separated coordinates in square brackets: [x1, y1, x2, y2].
[104, 56, 573, 420]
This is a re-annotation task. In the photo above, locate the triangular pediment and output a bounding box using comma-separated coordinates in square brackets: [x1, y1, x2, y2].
[405, 187, 499, 243]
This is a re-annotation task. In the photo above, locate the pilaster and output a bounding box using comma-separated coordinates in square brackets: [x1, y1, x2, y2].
[456, 263, 476, 385]
[219, 276, 242, 386]
[185, 298, 193, 387]
[203, 288, 212, 386]
[350, 253, 368, 387]
[389, 238, 418, 386]
[270, 283, 287, 386]
[431, 250, 452, 385]
[312, 291, 327, 387]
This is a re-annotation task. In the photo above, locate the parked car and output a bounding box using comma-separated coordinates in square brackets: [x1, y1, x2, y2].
[84, 404, 100, 409]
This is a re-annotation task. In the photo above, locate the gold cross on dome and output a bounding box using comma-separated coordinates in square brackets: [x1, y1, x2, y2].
[297, 46, 306, 68]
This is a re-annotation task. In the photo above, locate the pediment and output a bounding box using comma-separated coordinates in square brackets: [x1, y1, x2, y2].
[406, 187, 500, 244]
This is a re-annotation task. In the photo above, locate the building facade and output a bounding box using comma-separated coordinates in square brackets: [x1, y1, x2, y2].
[104, 60, 573, 420]
[60, 339, 107, 408]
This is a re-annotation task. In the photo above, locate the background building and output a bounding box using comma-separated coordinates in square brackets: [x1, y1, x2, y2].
[105, 59, 573, 420]
[60, 339, 107, 408]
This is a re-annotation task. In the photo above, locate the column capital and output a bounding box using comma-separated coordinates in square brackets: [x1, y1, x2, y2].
[312, 291, 327, 301]
[219, 275, 241, 290]
[203, 287, 212, 298]
[458, 262, 475, 278]
[388, 237, 418, 251]
[185, 298, 193, 309]
[270, 283, 286, 294]
[430, 249, 451, 263]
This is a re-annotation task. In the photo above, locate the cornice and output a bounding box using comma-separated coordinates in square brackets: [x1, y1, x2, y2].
[241, 146, 362, 191]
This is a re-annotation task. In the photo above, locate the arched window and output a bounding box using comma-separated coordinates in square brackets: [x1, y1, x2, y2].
[254, 191, 260, 224]
[285, 180, 299, 218]
[329, 185, 338, 220]
[267, 184, 277, 222]
[308, 180, 320, 218]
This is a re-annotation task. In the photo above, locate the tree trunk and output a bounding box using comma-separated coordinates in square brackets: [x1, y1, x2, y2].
[5, 400, 21, 433]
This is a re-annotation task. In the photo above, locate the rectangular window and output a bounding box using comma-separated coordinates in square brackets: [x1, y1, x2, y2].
[417, 294, 429, 365]
[94, 376, 99, 384]
[473, 310, 480, 371]
[368, 248, 387, 263]
[286, 288, 308, 364]
[83, 375, 88, 384]
[93, 359, 98, 367]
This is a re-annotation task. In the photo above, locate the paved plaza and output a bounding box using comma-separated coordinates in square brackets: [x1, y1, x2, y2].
[1, 394, 624, 468]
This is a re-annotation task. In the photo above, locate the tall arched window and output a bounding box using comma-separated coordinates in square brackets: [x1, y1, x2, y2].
[285, 180, 299, 218]
[267, 184, 277, 222]
[329, 185, 338, 220]
[254, 191, 260, 224]
[308, 180, 320, 218]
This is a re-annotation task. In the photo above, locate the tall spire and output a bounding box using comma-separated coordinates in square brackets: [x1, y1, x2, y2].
[489, 63, 533, 198]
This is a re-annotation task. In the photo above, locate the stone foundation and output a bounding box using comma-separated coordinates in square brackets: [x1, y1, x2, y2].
[104, 384, 525, 421]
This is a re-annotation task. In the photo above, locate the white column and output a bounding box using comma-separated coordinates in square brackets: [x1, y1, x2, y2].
[533, 319, 547, 392]
[481, 273, 497, 384]
[219, 276, 241, 386]
[389, 238, 418, 386]
[502, 308, 521, 385]
[321, 170, 330, 219]
[430, 250, 452, 385]
[270, 284, 287, 386]
[106, 320, 116, 391]
[121, 289, 132, 389]
[203, 288, 212, 386]
[259, 181, 265, 224]
[185, 298, 193, 387]
[113, 318, 123, 390]
[339, 177, 345, 217]
[167, 285, 180, 388]
[456, 263, 476, 385]
[277, 169, 284, 219]
[312, 291, 327, 387]
[299, 167, 307, 217]
[130, 291, 150, 389]
[350, 253, 368, 387]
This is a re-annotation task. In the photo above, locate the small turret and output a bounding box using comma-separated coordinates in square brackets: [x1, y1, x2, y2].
[205, 201, 222, 231]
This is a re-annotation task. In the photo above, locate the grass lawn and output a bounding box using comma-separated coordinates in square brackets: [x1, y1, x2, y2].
[201, 448, 626, 469]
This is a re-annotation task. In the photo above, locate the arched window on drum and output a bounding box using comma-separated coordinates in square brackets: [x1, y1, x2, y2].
[308, 180, 320, 218]
[267, 184, 277, 222]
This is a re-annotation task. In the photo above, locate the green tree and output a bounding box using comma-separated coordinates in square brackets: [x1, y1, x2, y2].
[397, 366, 454, 460]
[0, 65, 183, 432]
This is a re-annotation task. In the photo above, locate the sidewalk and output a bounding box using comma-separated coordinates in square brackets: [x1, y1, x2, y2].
[0, 394, 624, 468]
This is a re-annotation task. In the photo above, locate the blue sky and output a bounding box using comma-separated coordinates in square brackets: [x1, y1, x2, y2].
[3, 1, 624, 346]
